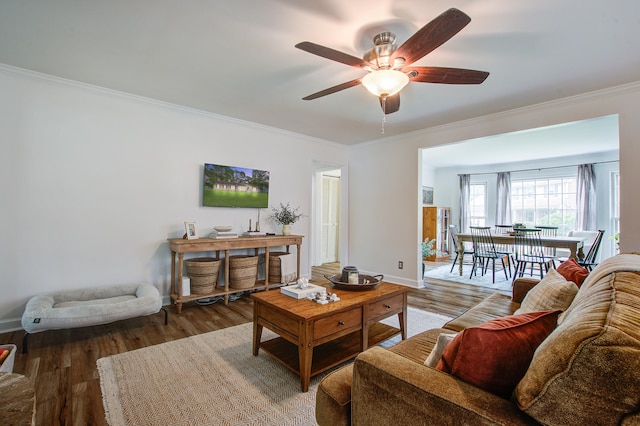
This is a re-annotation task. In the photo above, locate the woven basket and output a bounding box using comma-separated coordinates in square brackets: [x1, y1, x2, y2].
[268, 252, 287, 283]
[185, 257, 221, 294]
[229, 255, 258, 289]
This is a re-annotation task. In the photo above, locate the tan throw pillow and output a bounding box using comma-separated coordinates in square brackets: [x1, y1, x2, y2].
[424, 332, 456, 368]
[514, 268, 578, 315]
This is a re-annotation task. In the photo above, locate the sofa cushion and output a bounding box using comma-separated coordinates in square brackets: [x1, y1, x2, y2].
[514, 268, 578, 315]
[555, 258, 589, 287]
[443, 292, 519, 332]
[515, 254, 640, 426]
[436, 310, 560, 399]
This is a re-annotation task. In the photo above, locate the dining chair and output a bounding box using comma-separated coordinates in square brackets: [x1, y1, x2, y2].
[494, 224, 515, 274]
[513, 228, 555, 280]
[576, 229, 605, 271]
[535, 225, 559, 267]
[448, 224, 474, 273]
[469, 226, 510, 283]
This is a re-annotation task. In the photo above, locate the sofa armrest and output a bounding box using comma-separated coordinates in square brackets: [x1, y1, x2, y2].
[512, 278, 541, 303]
[351, 346, 537, 426]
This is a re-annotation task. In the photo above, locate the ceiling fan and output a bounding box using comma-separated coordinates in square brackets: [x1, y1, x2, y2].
[295, 8, 489, 115]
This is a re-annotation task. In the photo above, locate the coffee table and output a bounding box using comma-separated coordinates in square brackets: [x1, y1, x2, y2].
[251, 281, 409, 391]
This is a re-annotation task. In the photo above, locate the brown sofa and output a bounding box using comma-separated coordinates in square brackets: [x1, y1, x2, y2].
[316, 254, 640, 425]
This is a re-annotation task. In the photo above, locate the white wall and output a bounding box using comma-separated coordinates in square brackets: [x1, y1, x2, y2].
[348, 82, 640, 287]
[0, 67, 349, 331]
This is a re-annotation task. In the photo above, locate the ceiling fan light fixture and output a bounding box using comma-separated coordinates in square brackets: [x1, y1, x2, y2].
[361, 69, 409, 97]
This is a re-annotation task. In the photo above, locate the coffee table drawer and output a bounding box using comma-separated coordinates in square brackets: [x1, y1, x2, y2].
[314, 308, 362, 340]
[368, 294, 404, 320]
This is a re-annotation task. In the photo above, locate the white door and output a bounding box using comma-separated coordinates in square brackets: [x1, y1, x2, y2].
[320, 174, 340, 263]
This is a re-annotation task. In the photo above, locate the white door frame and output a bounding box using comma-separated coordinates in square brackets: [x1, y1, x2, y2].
[311, 161, 348, 267]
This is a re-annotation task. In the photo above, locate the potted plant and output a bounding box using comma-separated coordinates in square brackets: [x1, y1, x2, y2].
[271, 202, 304, 235]
[421, 238, 437, 276]
[422, 238, 437, 258]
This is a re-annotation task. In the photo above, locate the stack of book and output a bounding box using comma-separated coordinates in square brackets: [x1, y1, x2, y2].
[280, 283, 326, 299]
[210, 231, 238, 239]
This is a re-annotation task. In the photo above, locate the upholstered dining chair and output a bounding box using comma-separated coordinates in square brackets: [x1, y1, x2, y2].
[448, 224, 474, 273]
[469, 226, 510, 283]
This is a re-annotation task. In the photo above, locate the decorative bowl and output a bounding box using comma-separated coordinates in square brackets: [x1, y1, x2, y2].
[213, 226, 233, 232]
[324, 274, 384, 291]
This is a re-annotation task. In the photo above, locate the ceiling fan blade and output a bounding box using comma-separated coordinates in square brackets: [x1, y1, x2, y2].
[302, 78, 362, 100]
[392, 8, 471, 66]
[405, 66, 489, 84]
[295, 41, 369, 69]
[379, 94, 400, 114]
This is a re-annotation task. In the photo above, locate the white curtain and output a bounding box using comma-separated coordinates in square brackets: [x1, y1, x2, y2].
[459, 174, 471, 232]
[495, 172, 511, 226]
[576, 164, 596, 230]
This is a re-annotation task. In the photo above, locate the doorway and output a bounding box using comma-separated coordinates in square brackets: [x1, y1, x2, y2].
[312, 163, 343, 277]
[319, 170, 340, 264]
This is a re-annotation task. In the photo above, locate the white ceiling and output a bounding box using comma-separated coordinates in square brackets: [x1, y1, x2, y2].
[1, 1, 639, 146]
[422, 115, 620, 168]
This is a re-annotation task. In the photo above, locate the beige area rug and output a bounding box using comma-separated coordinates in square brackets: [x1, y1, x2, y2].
[98, 307, 452, 426]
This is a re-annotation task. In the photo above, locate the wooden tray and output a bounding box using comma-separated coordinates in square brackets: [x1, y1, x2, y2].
[324, 274, 383, 291]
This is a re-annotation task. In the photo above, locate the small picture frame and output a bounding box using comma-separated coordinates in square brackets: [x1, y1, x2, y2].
[422, 186, 434, 205]
[184, 221, 198, 240]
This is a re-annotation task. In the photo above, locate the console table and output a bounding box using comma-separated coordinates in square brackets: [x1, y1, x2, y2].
[168, 235, 303, 313]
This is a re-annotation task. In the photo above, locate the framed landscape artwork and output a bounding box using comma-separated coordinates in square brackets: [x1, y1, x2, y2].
[203, 163, 270, 208]
[422, 186, 434, 205]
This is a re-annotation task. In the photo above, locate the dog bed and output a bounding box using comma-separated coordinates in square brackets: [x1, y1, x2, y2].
[21, 283, 166, 352]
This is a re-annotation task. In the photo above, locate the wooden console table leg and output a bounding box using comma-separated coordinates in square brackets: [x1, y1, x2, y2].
[224, 249, 230, 305]
[264, 247, 270, 288]
[170, 250, 176, 294]
[296, 243, 301, 280]
[176, 253, 184, 314]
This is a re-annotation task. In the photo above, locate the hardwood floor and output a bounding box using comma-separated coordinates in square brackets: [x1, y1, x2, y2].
[0, 262, 499, 425]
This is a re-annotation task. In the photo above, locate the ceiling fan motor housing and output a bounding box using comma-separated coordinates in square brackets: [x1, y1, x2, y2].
[363, 32, 402, 69]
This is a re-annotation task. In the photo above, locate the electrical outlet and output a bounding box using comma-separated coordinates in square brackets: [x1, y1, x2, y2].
[398, 261, 403, 269]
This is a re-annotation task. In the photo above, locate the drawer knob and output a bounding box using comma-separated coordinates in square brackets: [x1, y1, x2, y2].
[338, 320, 345, 326]
[385, 304, 391, 309]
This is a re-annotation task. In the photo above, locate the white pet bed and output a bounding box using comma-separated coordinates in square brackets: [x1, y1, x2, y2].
[21, 283, 166, 352]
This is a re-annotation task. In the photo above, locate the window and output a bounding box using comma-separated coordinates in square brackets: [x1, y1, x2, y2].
[469, 183, 486, 226]
[511, 177, 576, 235]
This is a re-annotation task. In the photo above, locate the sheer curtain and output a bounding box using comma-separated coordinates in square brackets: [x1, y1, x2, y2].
[576, 164, 596, 230]
[459, 174, 471, 232]
[495, 172, 511, 226]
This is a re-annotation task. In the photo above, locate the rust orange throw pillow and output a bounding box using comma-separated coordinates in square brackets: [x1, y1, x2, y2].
[556, 258, 589, 287]
[436, 310, 561, 399]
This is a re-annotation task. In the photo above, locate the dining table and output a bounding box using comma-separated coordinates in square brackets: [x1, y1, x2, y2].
[455, 232, 585, 276]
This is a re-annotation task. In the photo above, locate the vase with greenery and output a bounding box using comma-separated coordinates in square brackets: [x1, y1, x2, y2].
[271, 202, 304, 235]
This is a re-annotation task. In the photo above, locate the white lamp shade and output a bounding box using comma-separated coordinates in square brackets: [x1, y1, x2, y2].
[361, 69, 410, 97]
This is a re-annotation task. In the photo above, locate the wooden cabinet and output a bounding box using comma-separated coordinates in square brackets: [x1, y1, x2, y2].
[168, 235, 303, 313]
[422, 207, 451, 261]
